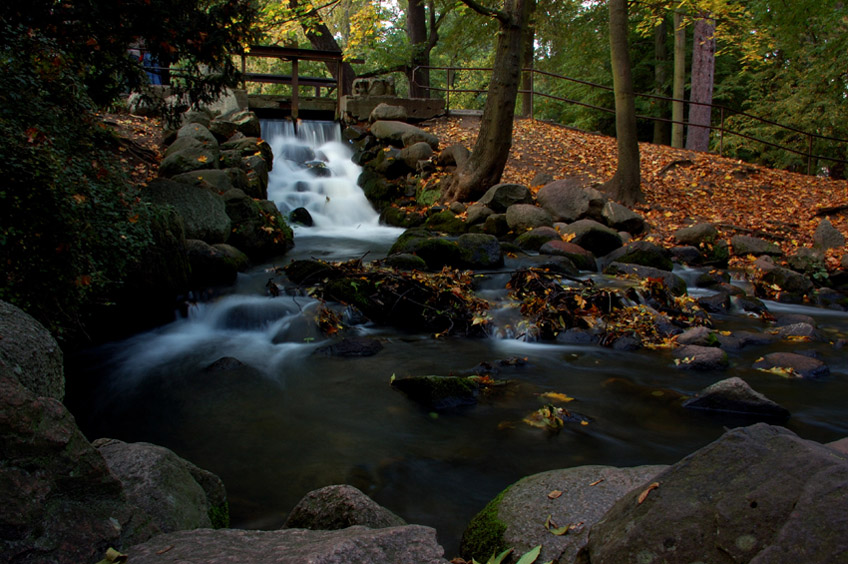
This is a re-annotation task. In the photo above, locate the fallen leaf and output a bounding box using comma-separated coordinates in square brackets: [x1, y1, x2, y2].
[547, 490, 563, 499]
[637, 482, 660, 504]
[589, 478, 605, 486]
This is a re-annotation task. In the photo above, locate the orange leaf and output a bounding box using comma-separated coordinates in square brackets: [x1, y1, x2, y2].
[637, 482, 660, 504]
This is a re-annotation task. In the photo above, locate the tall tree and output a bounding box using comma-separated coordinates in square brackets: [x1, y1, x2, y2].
[671, 10, 686, 148]
[685, 13, 715, 151]
[442, 0, 531, 202]
[406, 0, 432, 97]
[602, 0, 643, 205]
[652, 17, 669, 145]
[520, 0, 537, 117]
[287, 0, 357, 94]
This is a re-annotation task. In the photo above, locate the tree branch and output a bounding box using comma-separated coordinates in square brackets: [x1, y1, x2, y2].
[457, 0, 507, 23]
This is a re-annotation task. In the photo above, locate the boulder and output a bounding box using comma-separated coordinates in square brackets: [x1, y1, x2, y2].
[0, 375, 158, 564]
[670, 245, 703, 265]
[369, 103, 408, 122]
[171, 168, 247, 195]
[731, 234, 783, 257]
[220, 137, 274, 170]
[144, 178, 231, 244]
[813, 218, 845, 250]
[600, 201, 646, 234]
[159, 145, 220, 177]
[389, 230, 467, 270]
[482, 213, 510, 238]
[466, 203, 494, 226]
[383, 253, 428, 271]
[283, 484, 406, 530]
[436, 143, 471, 168]
[505, 204, 553, 232]
[536, 179, 605, 223]
[224, 109, 262, 138]
[185, 239, 246, 287]
[601, 241, 673, 271]
[456, 233, 504, 268]
[673, 222, 718, 246]
[514, 226, 562, 252]
[461, 465, 667, 564]
[579, 424, 848, 564]
[539, 240, 597, 271]
[423, 210, 467, 234]
[176, 122, 218, 147]
[223, 190, 294, 261]
[683, 377, 790, 421]
[603, 263, 687, 296]
[400, 141, 434, 169]
[773, 322, 821, 341]
[239, 154, 270, 199]
[370, 120, 439, 149]
[673, 344, 729, 371]
[759, 265, 815, 299]
[675, 326, 715, 347]
[392, 374, 493, 410]
[561, 219, 622, 257]
[753, 352, 830, 379]
[289, 206, 314, 227]
[477, 183, 534, 213]
[164, 135, 211, 159]
[697, 291, 732, 314]
[94, 439, 229, 532]
[0, 301, 64, 400]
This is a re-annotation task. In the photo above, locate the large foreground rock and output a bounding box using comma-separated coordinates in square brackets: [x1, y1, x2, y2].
[0, 375, 158, 564]
[126, 526, 450, 564]
[578, 424, 848, 564]
[0, 300, 64, 400]
[461, 465, 666, 564]
[283, 484, 406, 530]
[144, 178, 231, 244]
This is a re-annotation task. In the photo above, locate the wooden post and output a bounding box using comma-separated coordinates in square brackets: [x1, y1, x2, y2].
[336, 58, 342, 119]
[291, 58, 299, 121]
[240, 53, 246, 89]
[808, 134, 814, 175]
[719, 107, 724, 156]
[446, 68, 453, 112]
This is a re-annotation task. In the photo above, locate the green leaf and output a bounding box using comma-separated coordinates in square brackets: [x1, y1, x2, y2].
[516, 545, 542, 564]
[489, 548, 514, 564]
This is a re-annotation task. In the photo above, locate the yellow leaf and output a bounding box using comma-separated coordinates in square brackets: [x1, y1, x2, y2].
[540, 392, 574, 403]
[547, 490, 563, 499]
[637, 482, 660, 504]
[197, 155, 208, 163]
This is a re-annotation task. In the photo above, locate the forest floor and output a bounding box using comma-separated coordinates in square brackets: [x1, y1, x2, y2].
[421, 115, 848, 270]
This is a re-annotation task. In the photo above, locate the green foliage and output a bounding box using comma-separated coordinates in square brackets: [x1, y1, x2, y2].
[208, 501, 230, 529]
[0, 27, 156, 337]
[461, 487, 510, 563]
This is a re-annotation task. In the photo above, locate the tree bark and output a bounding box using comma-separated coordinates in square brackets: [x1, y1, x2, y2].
[652, 18, 669, 145]
[671, 11, 686, 149]
[289, 0, 357, 95]
[686, 15, 715, 152]
[520, 0, 536, 118]
[406, 0, 430, 98]
[443, 0, 530, 202]
[600, 0, 643, 206]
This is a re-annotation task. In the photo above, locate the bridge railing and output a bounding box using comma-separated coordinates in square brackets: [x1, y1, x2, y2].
[412, 65, 848, 176]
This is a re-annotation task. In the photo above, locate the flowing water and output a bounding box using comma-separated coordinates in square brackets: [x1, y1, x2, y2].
[66, 120, 848, 556]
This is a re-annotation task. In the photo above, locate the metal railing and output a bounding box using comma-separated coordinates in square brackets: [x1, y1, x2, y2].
[412, 65, 848, 176]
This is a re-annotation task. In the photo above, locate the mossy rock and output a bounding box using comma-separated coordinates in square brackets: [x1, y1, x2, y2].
[460, 487, 511, 562]
[380, 206, 426, 228]
[417, 187, 442, 207]
[208, 502, 230, 529]
[424, 210, 467, 234]
[389, 230, 467, 270]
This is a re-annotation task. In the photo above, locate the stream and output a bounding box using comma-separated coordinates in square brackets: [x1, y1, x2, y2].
[66, 120, 848, 557]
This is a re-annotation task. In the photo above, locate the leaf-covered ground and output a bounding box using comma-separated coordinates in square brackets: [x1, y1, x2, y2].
[422, 115, 848, 269]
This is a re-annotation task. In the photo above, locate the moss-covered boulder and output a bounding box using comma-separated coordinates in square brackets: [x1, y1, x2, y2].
[424, 210, 467, 234]
[223, 190, 293, 261]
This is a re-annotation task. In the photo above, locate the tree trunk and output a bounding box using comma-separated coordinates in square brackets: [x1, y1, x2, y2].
[406, 0, 430, 98]
[443, 0, 530, 202]
[520, 0, 536, 118]
[686, 15, 715, 152]
[289, 0, 357, 95]
[671, 11, 686, 149]
[600, 0, 643, 206]
[652, 18, 669, 145]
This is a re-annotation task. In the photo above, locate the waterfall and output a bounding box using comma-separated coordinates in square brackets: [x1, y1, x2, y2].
[262, 119, 401, 243]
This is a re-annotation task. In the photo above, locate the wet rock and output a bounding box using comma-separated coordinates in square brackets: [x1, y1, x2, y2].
[94, 439, 229, 532]
[465, 203, 494, 226]
[457, 233, 504, 268]
[383, 253, 428, 271]
[220, 137, 274, 170]
[536, 179, 605, 223]
[224, 190, 294, 261]
[524, 255, 579, 276]
[289, 207, 314, 226]
[670, 245, 702, 265]
[314, 337, 384, 358]
[482, 213, 510, 237]
[392, 375, 481, 410]
[0, 375, 158, 564]
[0, 301, 64, 400]
[774, 313, 816, 327]
[460, 465, 667, 564]
[423, 210, 467, 234]
[603, 263, 687, 296]
[126, 526, 449, 564]
[759, 266, 815, 299]
[172, 168, 247, 195]
[673, 344, 729, 371]
[695, 270, 731, 288]
[514, 226, 561, 251]
[773, 322, 821, 341]
[177, 122, 218, 147]
[787, 247, 827, 277]
[601, 201, 646, 235]
[284, 259, 342, 284]
[555, 327, 600, 345]
[814, 218, 846, 250]
[734, 331, 778, 348]
[683, 377, 790, 421]
[185, 239, 245, 287]
[539, 240, 597, 271]
[697, 291, 732, 314]
[731, 234, 783, 257]
[676, 326, 716, 347]
[283, 484, 406, 530]
[561, 219, 623, 257]
[602, 241, 673, 271]
[158, 145, 220, 177]
[735, 295, 769, 315]
[673, 222, 718, 246]
[505, 203, 553, 232]
[144, 178, 231, 244]
[389, 230, 466, 270]
[612, 335, 641, 351]
[579, 424, 848, 564]
[754, 352, 830, 379]
[477, 183, 533, 213]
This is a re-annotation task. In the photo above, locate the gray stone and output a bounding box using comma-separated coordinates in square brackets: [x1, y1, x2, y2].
[176, 122, 218, 147]
[539, 240, 597, 271]
[676, 326, 715, 346]
[370, 120, 439, 149]
[505, 204, 553, 232]
[127, 526, 449, 564]
[0, 301, 64, 400]
[814, 218, 845, 249]
[144, 178, 231, 244]
[477, 183, 533, 213]
[94, 439, 228, 533]
[514, 226, 562, 252]
[754, 352, 830, 379]
[159, 145, 220, 177]
[601, 201, 646, 234]
[697, 291, 732, 313]
[0, 375, 158, 564]
[603, 263, 687, 296]
[369, 102, 408, 122]
[457, 233, 504, 268]
[673, 222, 718, 246]
[284, 484, 405, 530]
[731, 234, 783, 257]
[787, 247, 827, 276]
[223, 190, 293, 261]
[683, 376, 790, 420]
[436, 143, 471, 168]
[482, 213, 510, 237]
[670, 245, 703, 265]
[466, 203, 494, 226]
[601, 241, 673, 271]
[399, 141, 434, 169]
[673, 344, 729, 370]
[773, 322, 821, 341]
[561, 219, 623, 257]
[220, 137, 274, 170]
[172, 168, 245, 194]
[760, 266, 815, 298]
[579, 424, 848, 564]
[461, 465, 667, 564]
[164, 135, 211, 159]
[536, 179, 605, 222]
[185, 239, 247, 287]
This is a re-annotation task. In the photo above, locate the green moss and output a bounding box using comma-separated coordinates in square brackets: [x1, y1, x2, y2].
[460, 486, 511, 562]
[208, 502, 230, 529]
